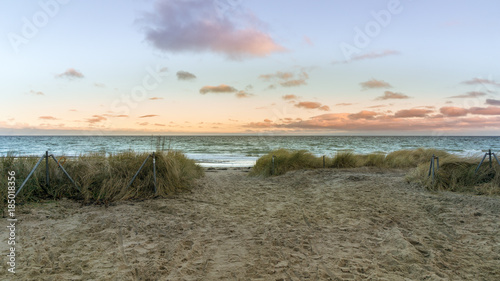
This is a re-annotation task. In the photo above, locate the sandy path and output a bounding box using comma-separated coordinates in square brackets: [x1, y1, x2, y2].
[1, 168, 500, 280]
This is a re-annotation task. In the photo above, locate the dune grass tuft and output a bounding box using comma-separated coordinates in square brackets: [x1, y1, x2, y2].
[249, 149, 321, 177]
[360, 153, 386, 167]
[329, 152, 359, 168]
[250, 148, 499, 195]
[251, 148, 453, 177]
[385, 148, 451, 168]
[0, 150, 204, 209]
[407, 158, 500, 195]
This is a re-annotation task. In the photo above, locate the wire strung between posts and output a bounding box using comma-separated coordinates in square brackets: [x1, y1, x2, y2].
[126, 152, 158, 195]
[475, 149, 500, 174]
[15, 151, 80, 196]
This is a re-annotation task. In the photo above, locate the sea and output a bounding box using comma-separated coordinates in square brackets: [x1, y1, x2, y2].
[0, 136, 499, 167]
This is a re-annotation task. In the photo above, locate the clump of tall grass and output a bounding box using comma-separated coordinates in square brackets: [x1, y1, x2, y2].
[0, 150, 204, 209]
[359, 153, 386, 167]
[407, 158, 500, 195]
[249, 149, 321, 176]
[251, 148, 454, 177]
[329, 152, 359, 168]
[385, 148, 451, 168]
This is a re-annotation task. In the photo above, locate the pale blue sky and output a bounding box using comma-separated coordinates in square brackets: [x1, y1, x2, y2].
[1, 0, 500, 135]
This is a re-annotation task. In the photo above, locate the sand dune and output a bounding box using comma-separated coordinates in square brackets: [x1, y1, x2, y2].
[2, 168, 500, 280]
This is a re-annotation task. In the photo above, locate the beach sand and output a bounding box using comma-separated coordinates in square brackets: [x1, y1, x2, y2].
[1, 167, 500, 280]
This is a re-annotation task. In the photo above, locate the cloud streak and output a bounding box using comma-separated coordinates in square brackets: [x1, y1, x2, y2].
[176, 71, 197, 80]
[440, 106, 468, 117]
[39, 116, 58, 120]
[394, 109, 432, 118]
[200, 84, 237, 94]
[29, 90, 44, 96]
[360, 79, 392, 89]
[259, 70, 309, 88]
[56, 68, 84, 79]
[235, 91, 254, 98]
[448, 91, 486, 98]
[462, 78, 500, 86]
[282, 94, 298, 100]
[295, 101, 330, 111]
[333, 50, 399, 64]
[486, 99, 500, 106]
[375, 91, 410, 100]
[86, 115, 106, 124]
[244, 107, 500, 132]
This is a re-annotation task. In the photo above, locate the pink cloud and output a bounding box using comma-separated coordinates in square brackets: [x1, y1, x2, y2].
[468, 106, 500, 115]
[246, 113, 500, 132]
[462, 78, 500, 86]
[244, 121, 274, 128]
[259, 70, 309, 88]
[235, 91, 253, 98]
[280, 79, 307, 87]
[259, 72, 293, 81]
[200, 84, 237, 94]
[86, 115, 106, 124]
[56, 68, 84, 79]
[29, 90, 44, 96]
[394, 109, 433, 118]
[348, 111, 378, 120]
[139, 114, 159, 118]
[282, 94, 298, 100]
[449, 91, 487, 98]
[140, 0, 285, 59]
[295, 101, 330, 111]
[39, 116, 58, 120]
[486, 99, 500, 106]
[440, 106, 468, 117]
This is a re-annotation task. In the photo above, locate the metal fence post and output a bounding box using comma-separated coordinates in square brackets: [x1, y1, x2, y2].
[46, 151, 49, 189]
[428, 155, 434, 177]
[271, 155, 276, 175]
[489, 149, 492, 168]
[153, 152, 157, 194]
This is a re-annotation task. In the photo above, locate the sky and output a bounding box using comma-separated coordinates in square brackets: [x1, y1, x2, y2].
[1, 0, 500, 135]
